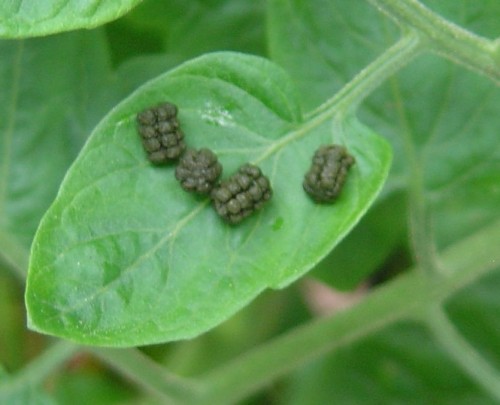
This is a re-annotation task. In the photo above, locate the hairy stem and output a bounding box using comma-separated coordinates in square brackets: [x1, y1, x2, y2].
[194, 220, 500, 404]
[308, 32, 422, 119]
[425, 305, 500, 402]
[256, 32, 421, 164]
[367, 0, 500, 83]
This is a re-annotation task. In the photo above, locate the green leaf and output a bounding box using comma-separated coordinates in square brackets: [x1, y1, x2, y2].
[364, 55, 500, 248]
[105, 0, 267, 67]
[118, 0, 267, 57]
[0, 31, 112, 250]
[312, 191, 408, 290]
[445, 271, 500, 370]
[0, 0, 143, 38]
[268, 0, 399, 111]
[25, 52, 391, 346]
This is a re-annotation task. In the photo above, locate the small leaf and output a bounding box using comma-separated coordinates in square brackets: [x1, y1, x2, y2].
[0, 0, 143, 38]
[26, 52, 391, 346]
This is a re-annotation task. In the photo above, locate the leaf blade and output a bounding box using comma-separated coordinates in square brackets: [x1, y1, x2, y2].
[26, 52, 392, 346]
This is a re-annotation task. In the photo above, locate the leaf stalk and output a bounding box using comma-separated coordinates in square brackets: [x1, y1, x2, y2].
[367, 0, 500, 83]
[194, 220, 500, 404]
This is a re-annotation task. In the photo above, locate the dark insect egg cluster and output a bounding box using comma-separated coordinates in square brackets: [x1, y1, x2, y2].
[136, 102, 186, 164]
[175, 148, 223, 194]
[136, 102, 274, 224]
[303, 144, 355, 203]
[211, 164, 272, 224]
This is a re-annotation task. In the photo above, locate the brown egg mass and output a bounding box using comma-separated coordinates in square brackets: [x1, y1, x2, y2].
[175, 148, 223, 195]
[136, 102, 185, 164]
[211, 164, 272, 224]
[303, 144, 355, 203]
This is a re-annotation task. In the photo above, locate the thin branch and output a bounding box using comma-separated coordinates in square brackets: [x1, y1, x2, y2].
[307, 31, 422, 119]
[425, 305, 500, 402]
[254, 32, 421, 165]
[195, 219, 500, 404]
[88, 347, 203, 404]
[367, 0, 499, 83]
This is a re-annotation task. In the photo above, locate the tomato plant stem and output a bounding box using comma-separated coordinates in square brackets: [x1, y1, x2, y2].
[426, 305, 500, 402]
[88, 347, 202, 403]
[308, 32, 422, 120]
[195, 220, 500, 404]
[368, 0, 500, 83]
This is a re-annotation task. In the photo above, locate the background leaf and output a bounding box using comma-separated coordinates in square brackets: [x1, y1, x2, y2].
[312, 191, 408, 290]
[0, 0, 143, 38]
[268, 0, 399, 111]
[0, 31, 179, 255]
[363, 55, 500, 248]
[0, 31, 112, 250]
[105, 0, 267, 66]
[445, 270, 500, 372]
[26, 52, 391, 346]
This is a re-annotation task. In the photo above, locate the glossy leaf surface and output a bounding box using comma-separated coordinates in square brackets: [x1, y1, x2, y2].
[26, 52, 391, 346]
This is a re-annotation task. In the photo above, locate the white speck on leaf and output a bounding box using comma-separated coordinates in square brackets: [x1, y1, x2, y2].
[201, 102, 235, 127]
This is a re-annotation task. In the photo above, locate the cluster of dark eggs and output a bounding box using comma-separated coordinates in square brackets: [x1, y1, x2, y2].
[212, 164, 272, 224]
[303, 144, 355, 203]
[137, 102, 355, 224]
[136, 103, 185, 164]
[137, 102, 273, 224]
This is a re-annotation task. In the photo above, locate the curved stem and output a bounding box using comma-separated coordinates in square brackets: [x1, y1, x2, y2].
[196, 219, 500, 404]
[89, 347, 202, 403]
[425, 305, 500, 402]
[255, 32, 421, 165]
[307, 31, 422, 120]
[367, 0, 499, 83]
